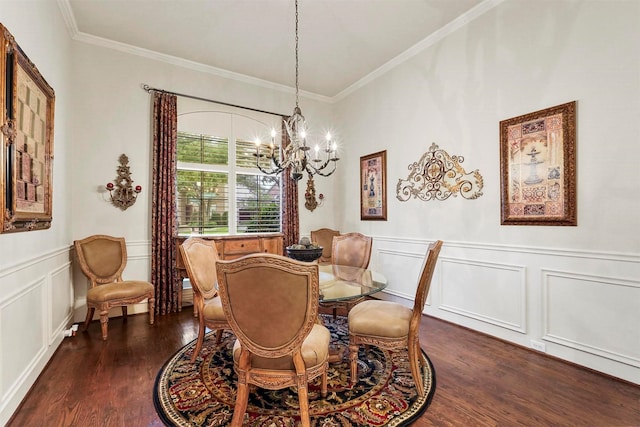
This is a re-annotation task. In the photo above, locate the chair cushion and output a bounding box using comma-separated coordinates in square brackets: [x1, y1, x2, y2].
[233, 323, 330, 371]
[348, 300, 412, 339]
[201, 296, 226, 321]
[86, 280, 153, 303]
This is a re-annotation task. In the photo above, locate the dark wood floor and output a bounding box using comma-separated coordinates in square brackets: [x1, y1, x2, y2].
[7, 307, 640, 427]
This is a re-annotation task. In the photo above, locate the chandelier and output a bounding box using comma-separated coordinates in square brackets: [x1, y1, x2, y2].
[255, 0, 339, 182]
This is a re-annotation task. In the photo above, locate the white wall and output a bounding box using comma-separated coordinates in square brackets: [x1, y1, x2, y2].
[332, 0, 640, 383]
[67, 39, 338, 314]
[0, 1, 74, 424]
[1, 1, 639, 423]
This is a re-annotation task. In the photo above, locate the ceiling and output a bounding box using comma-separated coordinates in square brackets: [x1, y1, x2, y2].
[63, 0, 487, 100]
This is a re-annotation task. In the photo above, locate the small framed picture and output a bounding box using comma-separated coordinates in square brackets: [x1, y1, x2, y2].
[499, 101, 576, 226]
[360, 150, 387, 221]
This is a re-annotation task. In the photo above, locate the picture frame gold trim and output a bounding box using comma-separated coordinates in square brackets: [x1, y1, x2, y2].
[0, 24, 55, 233]
[499, 101, 576, 226]
[360, 150, 387, 221]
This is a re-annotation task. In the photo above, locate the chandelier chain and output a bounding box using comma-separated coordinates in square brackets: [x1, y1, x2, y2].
[295, 0, 299, 109]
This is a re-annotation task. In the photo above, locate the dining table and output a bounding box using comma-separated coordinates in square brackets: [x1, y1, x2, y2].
[317, 264, 387, 362]
[318, 264, 387, 305]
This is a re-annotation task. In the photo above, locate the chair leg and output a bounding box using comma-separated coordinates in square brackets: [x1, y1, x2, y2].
[297, 382, 311, 427]
[190, 315, 206, 363]
[231, 380, 249, 427]
[83, 308, 95, 332]
[349, 341, 359, 386]
[99, 310, 109, 341]
[320, 362, 328, 398]
[148, 298, 155, 324]
[215, 329, 223, 344]
[408, 338, 424, 397]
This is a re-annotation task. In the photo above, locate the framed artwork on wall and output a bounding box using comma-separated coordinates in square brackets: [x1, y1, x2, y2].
[360, 150, 387, 221]
[499, 101, 576, 226]
[0, 23, 55, 233]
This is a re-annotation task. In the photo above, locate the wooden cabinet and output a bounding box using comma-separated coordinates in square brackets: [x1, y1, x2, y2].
[175, 234, 284, 311]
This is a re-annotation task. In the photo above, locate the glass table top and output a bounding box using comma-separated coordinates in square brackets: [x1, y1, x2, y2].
[318, 264, 387, 303]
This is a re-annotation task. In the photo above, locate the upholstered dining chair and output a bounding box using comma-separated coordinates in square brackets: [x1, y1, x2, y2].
[179, 237, 230, 362]
[323, 232, 373, 318]
[310, 228, 340, 265]
[215, 254, 330, 427]
[348, 240, 443, 396]
[73, 235, 155, 341]
[331, 232, 372, 269]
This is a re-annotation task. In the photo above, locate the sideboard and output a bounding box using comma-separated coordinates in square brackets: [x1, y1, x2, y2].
[175, 234, 284, 311]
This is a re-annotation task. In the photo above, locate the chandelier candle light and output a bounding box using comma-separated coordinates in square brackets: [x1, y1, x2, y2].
[255, 0, 339, 182]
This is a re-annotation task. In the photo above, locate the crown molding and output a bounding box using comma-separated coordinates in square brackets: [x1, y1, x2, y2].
[57, 0, 503, 105]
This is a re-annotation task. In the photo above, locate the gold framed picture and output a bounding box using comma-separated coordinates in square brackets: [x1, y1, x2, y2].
[0, 23, 55, 233]
[499, 101, 576, 226]
[360, 150, 387, 221]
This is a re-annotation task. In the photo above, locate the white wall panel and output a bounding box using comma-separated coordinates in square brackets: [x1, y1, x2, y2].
[50, 263, 73, 343]
[543, 270, 640, 368]
[0, 278, 46, 402]
[439, 257, 526, 333]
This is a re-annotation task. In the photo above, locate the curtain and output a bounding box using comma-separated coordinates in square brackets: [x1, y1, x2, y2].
[151, 92, 178, 315]
[281, 119, 299, 250]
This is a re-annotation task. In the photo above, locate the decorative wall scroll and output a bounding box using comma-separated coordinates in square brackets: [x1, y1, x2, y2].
[397, 143, 483, 202]
[499, 101, 576, 226]
[304, 175, 318, 211]
[360, 150, 387, 220]
[0, 24, 55, 233]
[106, 154, 142, 210]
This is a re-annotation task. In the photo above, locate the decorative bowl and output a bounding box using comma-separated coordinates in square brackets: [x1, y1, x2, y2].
[286, 246, 323, 262]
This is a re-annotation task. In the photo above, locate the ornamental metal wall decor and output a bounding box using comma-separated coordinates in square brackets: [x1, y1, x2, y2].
[396, 143, 483, 202]
[106, 154, 142, 210]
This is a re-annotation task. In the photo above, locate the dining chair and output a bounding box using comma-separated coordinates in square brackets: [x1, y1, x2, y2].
[179, 237, 231, 362]
[310, 228, 340, 264]
[74, 234, 155, 340]
[323, 232, 373, 318]
[215, 253, 330, 427]
[348, 240, 443, 396]
[331, 232, 372, 269]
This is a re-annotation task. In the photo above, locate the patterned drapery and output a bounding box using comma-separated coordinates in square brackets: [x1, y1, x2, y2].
[151, 92, 178, 315]
[281, 119, 299, 250]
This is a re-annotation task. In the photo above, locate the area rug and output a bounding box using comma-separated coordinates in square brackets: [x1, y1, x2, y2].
[154, 314, 436, 426]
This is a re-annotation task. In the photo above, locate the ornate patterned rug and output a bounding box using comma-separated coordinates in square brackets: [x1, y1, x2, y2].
[153, 315, 436, 426]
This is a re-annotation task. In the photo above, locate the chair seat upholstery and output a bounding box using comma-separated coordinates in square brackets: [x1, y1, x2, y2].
[233, 324, 331, 370]
[86, 281, 154, 303]
[348, 300, 412, 339]
[201, 296, 226, 322]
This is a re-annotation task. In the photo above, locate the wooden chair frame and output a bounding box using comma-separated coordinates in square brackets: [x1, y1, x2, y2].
[179, 237, 231, 362]
[348, 240, 442, 396]
[74, 234, 155, 340]
[216, 254, 329, 427]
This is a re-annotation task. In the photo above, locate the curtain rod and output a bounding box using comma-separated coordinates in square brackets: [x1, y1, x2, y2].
[141, 84, 286, 118]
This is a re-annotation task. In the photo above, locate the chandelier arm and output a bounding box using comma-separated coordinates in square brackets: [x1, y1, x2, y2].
[307, 160, 338, 177]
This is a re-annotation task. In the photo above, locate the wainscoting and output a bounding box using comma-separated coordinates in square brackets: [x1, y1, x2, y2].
[1, 237, 638, 424]
[0, 246, 73, 425]
[370, 236, 640, 385]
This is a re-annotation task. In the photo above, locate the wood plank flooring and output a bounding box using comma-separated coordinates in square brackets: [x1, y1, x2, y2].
[7, 308, 640, 426]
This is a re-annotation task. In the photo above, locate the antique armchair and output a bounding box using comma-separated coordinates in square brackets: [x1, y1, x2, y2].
[179, 237, 231, 362]
[348, 240, 442, 396]
[310, 228, 340, 265]
[74, 235, 155, 340]
[215, 253, 330, 427]
[331, 232, 372, 269]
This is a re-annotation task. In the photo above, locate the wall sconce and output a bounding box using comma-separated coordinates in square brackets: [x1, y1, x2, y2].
[106, 154, 141, 211]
